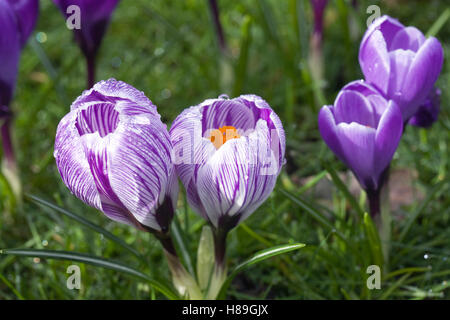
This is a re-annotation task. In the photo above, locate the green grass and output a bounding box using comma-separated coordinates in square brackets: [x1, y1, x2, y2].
[0, 0, 449, 299]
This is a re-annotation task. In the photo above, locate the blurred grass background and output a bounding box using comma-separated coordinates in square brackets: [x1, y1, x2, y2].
[0, 0, 449, 299]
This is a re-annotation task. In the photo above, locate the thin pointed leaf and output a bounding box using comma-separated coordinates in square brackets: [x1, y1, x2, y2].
[26, 194, 145, 262]
[218, 243, 305, 299]
[0, 248, 178, 300]
[322, 162, 365, 219]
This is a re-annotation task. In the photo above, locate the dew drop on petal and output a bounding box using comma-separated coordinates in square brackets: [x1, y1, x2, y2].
[218, 94, 229, 100]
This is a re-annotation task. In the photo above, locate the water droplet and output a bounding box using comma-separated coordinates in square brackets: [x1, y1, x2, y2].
[218, 94, 229, 100]
[111, 57, 122, 68]
[36, 32, 47, 43]
[154, 47, 165, 57]
[424, 253, 429, 260]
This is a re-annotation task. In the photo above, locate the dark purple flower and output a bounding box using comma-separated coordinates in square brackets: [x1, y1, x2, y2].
[0, 2, 20, 108]
[6, 0, 39, 48]
[54, 79, 178, 232]
[408, 88, 441, 128]
[359, 15, 444, 121]
[53, 0, 119, 59]
[311, 0, 328, 37]
[318, 80, 403, 191]
[53, 0, 120, 88]
[170, 95, 285, 230]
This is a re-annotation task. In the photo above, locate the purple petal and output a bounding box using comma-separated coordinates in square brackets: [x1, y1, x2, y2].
[334, 90, 376, 127]
[0, 2, 20, 106]
[389, 26, 425, 52]
[402, 37, 444, 120]
[197, 120, 278, 227]
[6, 0, 39, 47]
[408, 88, 441, 128]
[336, 122, 377, 190]
[318, 106, 343, 161]
[359, 29, 391, 94]
[108, 113, 178, 231]
[362, 15, 404, 49]
[53, 0, 120, 57]
[374, 101, 403, 177]
[54, 111, 102, 211]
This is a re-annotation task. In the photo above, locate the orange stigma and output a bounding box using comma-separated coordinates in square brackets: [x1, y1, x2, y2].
[209, 126, 240, 149]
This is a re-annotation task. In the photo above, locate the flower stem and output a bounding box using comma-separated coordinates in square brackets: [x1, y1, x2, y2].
[86, 54, 96, 89]
[154, 231, 202, 300]
[1, 117, 21, 199]
[205, 227, 229, 300]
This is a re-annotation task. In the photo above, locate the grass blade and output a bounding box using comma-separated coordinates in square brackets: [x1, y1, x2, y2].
[398, 180, 448, 242]
[0, 248, 178, 300]
[322, 162, 365, 219]
[426, 8, 450, 37]
[26, 194, 145, 262]
[218, 243, 305, 298]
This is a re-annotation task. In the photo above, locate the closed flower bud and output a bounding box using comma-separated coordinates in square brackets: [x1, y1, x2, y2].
[318, 80, 403, 192]
[359, 15, 443, 121]
[54, 79, 178, 232]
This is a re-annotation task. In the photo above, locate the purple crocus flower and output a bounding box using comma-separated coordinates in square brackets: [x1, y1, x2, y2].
[54, 79, 178, 233]
[318, 80, 403, 196]
[1, 0, 38, 189]
[170, 95, 285, 232]
[359, 15, 443, 122]
[53, 0, 120, 88]
[0, 0, 38, 108]
[408, 87, 441, 128]
[311, 0, 328, 38]
[6, 0, 39, 48]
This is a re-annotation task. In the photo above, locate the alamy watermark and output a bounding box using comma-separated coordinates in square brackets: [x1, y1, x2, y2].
[66, 5, 81, 30]
[366, 265, 381, 290]
[66, 265, 81, 290]
[366, 5, 381, 27]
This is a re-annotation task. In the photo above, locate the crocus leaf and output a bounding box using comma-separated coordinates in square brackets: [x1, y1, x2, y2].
[26, 194, 145, 262]
[218, 243, 305, 299]
[322, 162, 365, 219]
[363, 212, 384, 268]
[0, 248, 178, 300]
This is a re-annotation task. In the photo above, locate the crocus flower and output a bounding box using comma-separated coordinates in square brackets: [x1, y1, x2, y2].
[0, 2, 20, 109]
[6, 0, 39, 48]
[318, 80, 403, 194]
[408, 87, 441, 128]
[311, 0, 328, 39]
[170, 94, 286, 231]
[359, 15, 443, 122]
[0, 0, 38, 108]
[52, 0, 120, 88]
[54, 79, 178, 233]
[1, 0, 38, 196]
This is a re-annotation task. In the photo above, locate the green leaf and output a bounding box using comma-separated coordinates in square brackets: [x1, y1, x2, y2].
[322, 163, 365, 219]
[363, 212, 384, 268]
[196, 225, 215, 291]
[232, 15, 252, 97]
[398, 180, 448, 242]
[218, 243, 305, 299]
[0, 248, 178, 300]
[26, 194, 145, 262]
[426, 8, 450, 37]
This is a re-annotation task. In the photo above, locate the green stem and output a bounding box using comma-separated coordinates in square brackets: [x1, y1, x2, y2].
[155, 231, 202, 300]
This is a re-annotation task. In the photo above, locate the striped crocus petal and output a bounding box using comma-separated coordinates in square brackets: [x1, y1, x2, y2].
[54, 79, 177, 232]
[0, 1, 21, 107]
[170, 95, 285, 229]
[53, 0, 120, 58]
[6, 0, 39, 48]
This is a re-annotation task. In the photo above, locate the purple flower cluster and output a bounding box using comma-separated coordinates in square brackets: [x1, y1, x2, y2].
[319, 16, 443, 197]
[54, 80, 286, 233]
